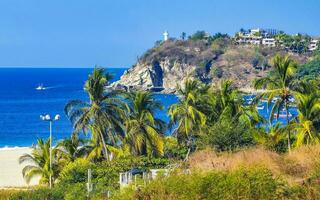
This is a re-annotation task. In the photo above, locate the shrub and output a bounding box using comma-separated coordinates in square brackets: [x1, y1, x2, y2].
[112, 166, 290, 200]
[203, 121, 255, 151]
[8, 188, 60, 200]
[164, 136, 188, 159]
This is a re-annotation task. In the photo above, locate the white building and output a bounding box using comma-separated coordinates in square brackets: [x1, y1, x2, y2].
[236, 35, 262, 45]
[309, 39, 319, 51]
[235, 28, 279, 46]
[163, 31, 169, 41]
[262, 38, 276, 47]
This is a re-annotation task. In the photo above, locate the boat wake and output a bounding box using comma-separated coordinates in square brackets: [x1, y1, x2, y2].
[36, 84, 61, 91]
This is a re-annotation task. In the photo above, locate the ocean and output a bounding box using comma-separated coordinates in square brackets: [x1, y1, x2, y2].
[0, 68, 297, 148]
[0, 68, 178, 148]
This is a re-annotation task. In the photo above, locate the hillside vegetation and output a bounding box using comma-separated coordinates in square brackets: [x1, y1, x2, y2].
[113, 32, 312, 92]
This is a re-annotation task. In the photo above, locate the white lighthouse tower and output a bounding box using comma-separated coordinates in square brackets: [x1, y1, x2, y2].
[163, 31, 169, 41]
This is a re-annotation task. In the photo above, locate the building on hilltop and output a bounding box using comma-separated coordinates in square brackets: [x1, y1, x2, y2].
[262, 38, 276, 47]
[309, 39, 319, 51]
[235, 28, 279, 46]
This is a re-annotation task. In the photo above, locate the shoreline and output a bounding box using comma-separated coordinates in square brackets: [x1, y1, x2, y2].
[0, 146, 31, 151]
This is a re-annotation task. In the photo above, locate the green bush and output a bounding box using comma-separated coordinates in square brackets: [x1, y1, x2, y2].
[112, 166, 290, 200]
[164, 136, 188, 159]
[202, 121, 255, 151]
[8, 188, 60, 200]
[8, 157, 170, 200]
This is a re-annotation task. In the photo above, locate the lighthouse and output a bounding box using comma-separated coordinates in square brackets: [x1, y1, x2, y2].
[163, 31, 169, 41]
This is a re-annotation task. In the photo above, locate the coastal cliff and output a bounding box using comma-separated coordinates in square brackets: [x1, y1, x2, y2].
[112, 36, 309, 93]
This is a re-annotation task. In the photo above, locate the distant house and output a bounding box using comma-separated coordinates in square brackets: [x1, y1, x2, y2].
[235, 28, 278, 46]
[309, 39, 319, 51]
[262, 38, 276, 47]
[236, 33, 262, 45]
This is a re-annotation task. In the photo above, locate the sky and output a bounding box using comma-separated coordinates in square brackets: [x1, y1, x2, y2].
[0, 0, 319, 68]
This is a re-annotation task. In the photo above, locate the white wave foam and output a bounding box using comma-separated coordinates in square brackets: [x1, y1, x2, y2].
[0, 146, 31, 151]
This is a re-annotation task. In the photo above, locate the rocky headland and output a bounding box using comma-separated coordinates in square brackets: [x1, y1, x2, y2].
[112, 36, 310, 93]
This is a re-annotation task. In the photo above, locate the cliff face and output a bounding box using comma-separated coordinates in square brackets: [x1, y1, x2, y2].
[113, 58, 197, 93]
[112, 38, 309, 93]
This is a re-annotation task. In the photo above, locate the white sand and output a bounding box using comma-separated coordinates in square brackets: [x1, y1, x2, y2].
[0, 147, 39, 188]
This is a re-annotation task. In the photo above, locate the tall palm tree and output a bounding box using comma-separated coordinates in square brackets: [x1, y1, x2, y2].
[254, 54, 297, 152]
[123, 91, 165, 157]
[168, 79, 207, 155]
[19, 138, 59, 185]
[293, 91, 320, 146]
[65, 68, 125, 160]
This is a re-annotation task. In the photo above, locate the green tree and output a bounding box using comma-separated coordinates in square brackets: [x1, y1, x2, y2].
[56, 135, 88, 163]
[19, 138, 59, 185]
[189, 31, 207, 40]
[253, 123, 287, 153]
[180, 32, 186, 40]
[65, 68, 125, 160]
[293, 89, 320, 146]
[123, 90, 165, 157]
[168, 80, 207, 158]
[254, 55, 297, 152]
[168, 80, 207, 142]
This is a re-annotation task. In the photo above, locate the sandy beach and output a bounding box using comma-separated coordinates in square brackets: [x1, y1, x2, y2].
[0, 148, 39, 188]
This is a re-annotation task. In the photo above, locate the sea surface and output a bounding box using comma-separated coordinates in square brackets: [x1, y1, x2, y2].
[0, 68, 178, 148]
[0, 68, 297, 148]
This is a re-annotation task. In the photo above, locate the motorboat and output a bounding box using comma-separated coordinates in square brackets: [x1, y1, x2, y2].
[274, 111, 292, 118]
[256, 105, 265, 110]
[36, 84, 46, 90]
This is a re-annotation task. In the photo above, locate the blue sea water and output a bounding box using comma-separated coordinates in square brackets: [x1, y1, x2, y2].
[0, 68, 297, 148]
[0, 68, 178, 148]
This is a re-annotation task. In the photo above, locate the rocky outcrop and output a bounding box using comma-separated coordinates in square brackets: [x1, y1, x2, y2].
[112, 58, 197, 93]
[112, 39, 310, 93]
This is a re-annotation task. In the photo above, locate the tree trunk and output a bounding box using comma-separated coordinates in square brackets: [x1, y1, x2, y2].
[99, 130, 110, 161]
[285, 101, 291, 153]
[184, 147, 191, 162]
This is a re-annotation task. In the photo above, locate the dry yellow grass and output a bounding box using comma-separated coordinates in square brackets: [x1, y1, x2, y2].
[188, 145, 320, 184]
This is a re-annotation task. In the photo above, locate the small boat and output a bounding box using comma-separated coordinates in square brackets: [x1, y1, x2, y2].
[274, 112, 292, 118]
[36, 84, 46, 90]
[271, 97, 279, 103]
[256, 105, 264, 110]
[288, 97, 295, 103]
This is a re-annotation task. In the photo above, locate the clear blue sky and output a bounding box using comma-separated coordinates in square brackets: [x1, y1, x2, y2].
[0, 0, 319, 68]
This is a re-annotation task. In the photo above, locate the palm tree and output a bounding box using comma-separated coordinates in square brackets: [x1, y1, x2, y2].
[204, 80, 263, 127]
[253, 123, 287, 152]
[86, 125, 128, 161]
[254, 54, 297, 152]
[56, 135, 87, 163]
[65, 67, 125, 160]
[168, 80, 207, 159]
[293, 91, 320, 146]
[123, 90, 165, 157]
[19, 138, 59, 185]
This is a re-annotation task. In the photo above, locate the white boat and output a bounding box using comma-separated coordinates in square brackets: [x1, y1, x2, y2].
[256, 105, 264, 110]
[274, 112, 292, 118]
[271, 97, 279, 103]
[36, 84, 46, 90]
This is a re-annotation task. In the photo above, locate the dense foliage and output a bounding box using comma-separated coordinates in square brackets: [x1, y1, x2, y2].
[8, 53, 320, 199]
[112, 165, 320, 200]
